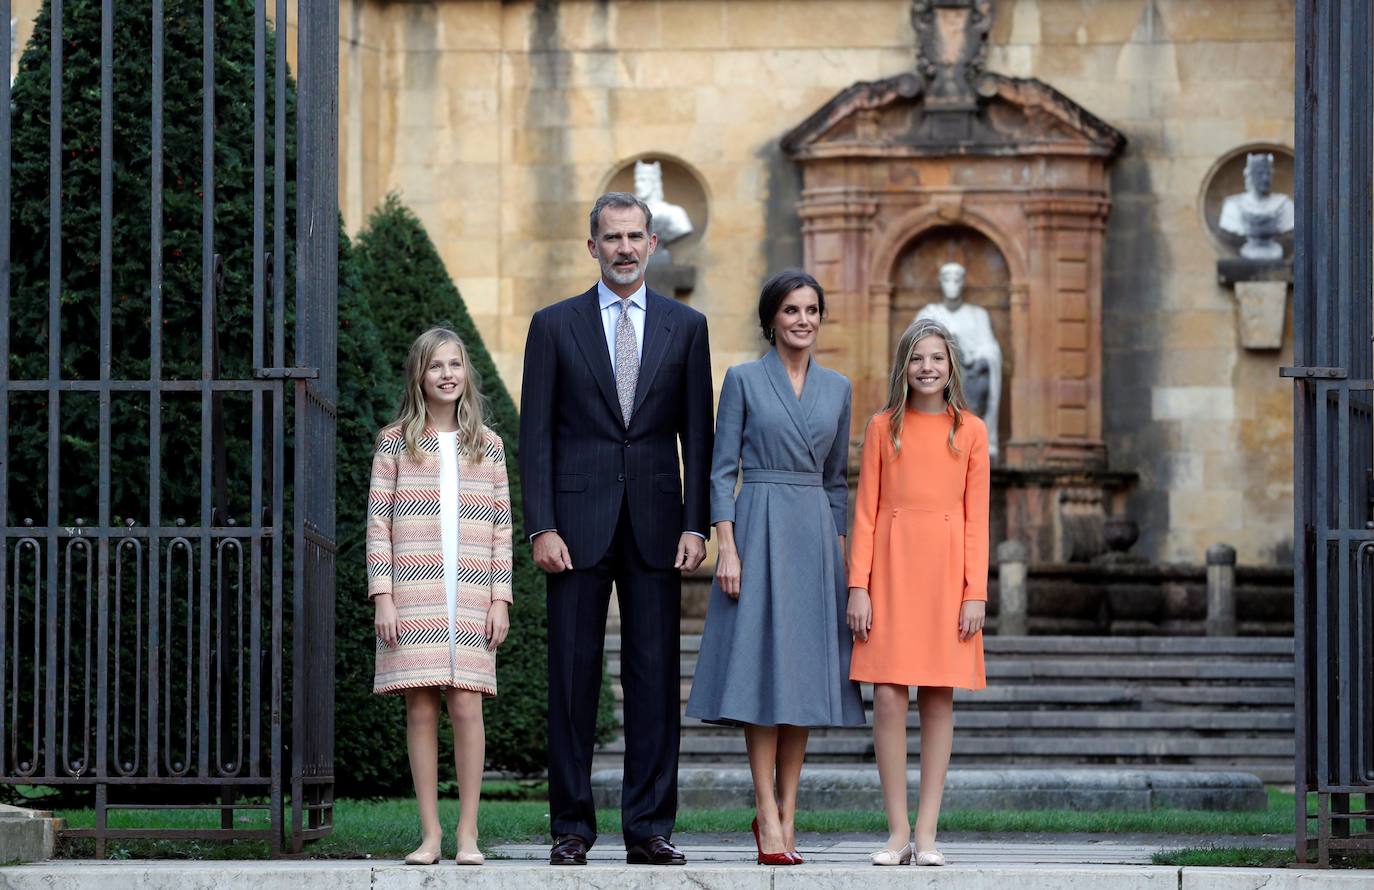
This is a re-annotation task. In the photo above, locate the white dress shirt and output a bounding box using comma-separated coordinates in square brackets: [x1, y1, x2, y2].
[598, 279, 646, 365]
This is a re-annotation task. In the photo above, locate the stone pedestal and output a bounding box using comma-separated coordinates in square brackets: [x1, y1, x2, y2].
[1217, 257, 1291, 351]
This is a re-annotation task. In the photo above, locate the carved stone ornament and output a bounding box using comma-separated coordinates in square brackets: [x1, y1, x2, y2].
[911, 0, 994, 110]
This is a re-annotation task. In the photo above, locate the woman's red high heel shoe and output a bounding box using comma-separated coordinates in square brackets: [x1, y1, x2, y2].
[752, 818, 796, 866]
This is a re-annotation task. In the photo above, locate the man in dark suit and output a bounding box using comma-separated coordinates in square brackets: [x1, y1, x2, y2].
[519, 192, 713, 866]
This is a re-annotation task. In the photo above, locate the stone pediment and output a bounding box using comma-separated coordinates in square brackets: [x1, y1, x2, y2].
[782, 72, 1125, 160]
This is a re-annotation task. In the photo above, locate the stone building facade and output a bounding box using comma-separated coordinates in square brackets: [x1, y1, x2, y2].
[7, 0, 1298, 564]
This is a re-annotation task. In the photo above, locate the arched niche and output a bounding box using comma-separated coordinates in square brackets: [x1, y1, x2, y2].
[889, 225, 1013, 456]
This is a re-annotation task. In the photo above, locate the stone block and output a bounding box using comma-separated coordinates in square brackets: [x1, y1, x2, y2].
[1231, 281, 1288, 350]
[1151, 386, 1235, 421]
[0, 862, 374, 890]
[778, 866, 1179, 889]
[1180, 870, 1374, 889]
[657, 2, 728, 50]
[0, 805, 58, 863]
[592, 767, 1268, 813]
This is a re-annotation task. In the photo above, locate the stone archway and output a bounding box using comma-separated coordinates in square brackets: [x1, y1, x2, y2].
[888, 224, 1015, 454]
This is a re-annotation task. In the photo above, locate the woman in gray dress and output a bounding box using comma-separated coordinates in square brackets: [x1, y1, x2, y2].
[686, 269, 866, 865]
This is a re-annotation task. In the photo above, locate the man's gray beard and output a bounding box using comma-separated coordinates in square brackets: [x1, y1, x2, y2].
[602, 259, 641, 285]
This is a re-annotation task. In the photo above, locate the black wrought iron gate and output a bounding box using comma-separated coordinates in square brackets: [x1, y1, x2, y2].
[0, 0, 337, 856]
[1290, 0, 1374, 867]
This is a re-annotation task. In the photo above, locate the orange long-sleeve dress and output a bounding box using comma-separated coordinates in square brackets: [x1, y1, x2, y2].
[848, 407, 989, 689]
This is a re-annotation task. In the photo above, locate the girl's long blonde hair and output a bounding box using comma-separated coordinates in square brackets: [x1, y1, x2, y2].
[381, 327, 488, 462]
[880, 317, 968, 455]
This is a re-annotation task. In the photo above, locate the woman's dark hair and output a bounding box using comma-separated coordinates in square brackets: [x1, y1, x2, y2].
[757, 268, 825, 343]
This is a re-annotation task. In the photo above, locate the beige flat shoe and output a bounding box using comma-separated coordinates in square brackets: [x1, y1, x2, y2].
[403, 848, 441, 865]
[871, 843, 912, 866]
[454, 850, 485, 866]
[914, 849, 946, 866]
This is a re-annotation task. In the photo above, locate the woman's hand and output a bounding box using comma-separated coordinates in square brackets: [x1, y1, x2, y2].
[847, 587, 872, 641]
[374, 594, 398, 648]
[716, 546, 742, 598]
[486, 600, 510, 650]
[959, 600, 986, 642]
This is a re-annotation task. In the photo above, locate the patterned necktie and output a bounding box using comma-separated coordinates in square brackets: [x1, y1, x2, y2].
[615, 297, 640, 426]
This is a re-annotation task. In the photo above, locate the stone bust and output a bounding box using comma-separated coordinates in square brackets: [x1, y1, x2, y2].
[916, 261, 1003, 459]
[1218, 153, 1294, 261]
[633, 160, 693, 251]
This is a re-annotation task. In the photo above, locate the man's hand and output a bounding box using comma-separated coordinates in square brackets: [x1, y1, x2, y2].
[532, 531, 573, 573]
[674, 533, 706, 573]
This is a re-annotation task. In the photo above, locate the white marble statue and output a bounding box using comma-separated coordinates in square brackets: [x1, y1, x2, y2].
[1218, 152, 1294, 261]
[916, 261, 1002, 460]
[633, 160, 693, 249]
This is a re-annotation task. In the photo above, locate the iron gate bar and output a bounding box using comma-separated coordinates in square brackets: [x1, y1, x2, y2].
[0, 0, 12, 788]
[46, 0, 63, 790]
[1294, 0, 1374, 866]
[0, 0, 335, 855]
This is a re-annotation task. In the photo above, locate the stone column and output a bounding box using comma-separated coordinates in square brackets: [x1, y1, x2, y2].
[798, 185, 878, 440]
[1009, 194, 1111, 469]
[1206, 543, 1237, 637]
[996, 539, 1029, 635]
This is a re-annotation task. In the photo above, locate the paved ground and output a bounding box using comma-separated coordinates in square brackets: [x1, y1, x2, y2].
[495, 831, 1277, 865]
[2, 859, 1374, 890]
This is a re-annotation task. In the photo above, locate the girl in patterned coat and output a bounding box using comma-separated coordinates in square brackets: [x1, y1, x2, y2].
[368, 327, 514, 866]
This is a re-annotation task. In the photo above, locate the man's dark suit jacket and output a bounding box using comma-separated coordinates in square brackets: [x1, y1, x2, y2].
[519, 285, 713, 569]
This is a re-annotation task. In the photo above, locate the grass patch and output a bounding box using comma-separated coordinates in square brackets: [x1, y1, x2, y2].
[1153, 847, 1295, 868]
[52, 785, 1298, 860]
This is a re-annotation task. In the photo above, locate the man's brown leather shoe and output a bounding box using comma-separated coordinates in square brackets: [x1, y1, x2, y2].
[549, 835, 589, 865]
[625, 835, 686, 865]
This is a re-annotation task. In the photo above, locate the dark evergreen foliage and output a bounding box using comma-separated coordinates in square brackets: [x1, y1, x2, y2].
[5, 0, 294, 527]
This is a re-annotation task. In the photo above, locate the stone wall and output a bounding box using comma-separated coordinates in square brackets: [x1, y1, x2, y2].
[334, 0, 1294, 565]
[984, 0, 1296, 564]
[4, 0, 1298, 565]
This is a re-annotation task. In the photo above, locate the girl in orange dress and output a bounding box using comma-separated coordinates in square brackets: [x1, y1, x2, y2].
[846, 317, 989, 867]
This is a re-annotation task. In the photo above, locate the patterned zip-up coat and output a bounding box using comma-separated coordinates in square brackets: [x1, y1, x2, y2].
[367, 424, 513, 696]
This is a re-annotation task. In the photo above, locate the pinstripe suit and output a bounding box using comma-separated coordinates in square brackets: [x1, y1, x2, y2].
[519, 285, 713, 847]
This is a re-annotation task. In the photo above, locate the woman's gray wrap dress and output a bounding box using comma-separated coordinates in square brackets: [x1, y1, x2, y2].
[685, 350, 866, 727]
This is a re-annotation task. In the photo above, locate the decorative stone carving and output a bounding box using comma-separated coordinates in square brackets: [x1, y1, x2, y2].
[1217, 153, 1294, 261]
[916, 261, 1003, 459]
[911, 0, 993, 110]
[782, 1, 1132, 562]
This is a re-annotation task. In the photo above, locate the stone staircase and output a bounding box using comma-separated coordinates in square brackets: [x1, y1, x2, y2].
[596, 634, 1295, 783]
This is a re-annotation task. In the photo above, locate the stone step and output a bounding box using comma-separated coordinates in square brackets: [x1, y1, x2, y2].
[609, 656, 1295, 682]
[614, 709, 1294, 733]
[589, 755, 1295, 785]
[597, 734, 1293, 760]
[610, 681, 1296, 708]
[589, 767, 1270, 812]
[606, 634, 1296, 658]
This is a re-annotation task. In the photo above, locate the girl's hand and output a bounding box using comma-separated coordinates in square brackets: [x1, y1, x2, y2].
[486, 601, 510, 650]
[374, 594, 399, 648]
[959, 600, 986, 642]
[847, 587, 872, 641]
[716, 545, 742, 598]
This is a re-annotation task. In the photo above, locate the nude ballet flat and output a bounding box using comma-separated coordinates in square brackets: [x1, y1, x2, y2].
[454, 850, 485, 865]
[871, 843, 912, 866]
[914, 849, 946, 867]
[403, 849, 441, 866]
